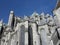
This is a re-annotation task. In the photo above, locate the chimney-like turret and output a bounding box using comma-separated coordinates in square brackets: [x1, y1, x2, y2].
[8, 11, 15, 28]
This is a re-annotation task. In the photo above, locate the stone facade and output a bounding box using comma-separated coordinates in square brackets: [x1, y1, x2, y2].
[0, 0, 60, 45]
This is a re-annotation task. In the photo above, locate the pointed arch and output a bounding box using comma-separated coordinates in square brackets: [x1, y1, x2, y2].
[28, 25, 33, 45]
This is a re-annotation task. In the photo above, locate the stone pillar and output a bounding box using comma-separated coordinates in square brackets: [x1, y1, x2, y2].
[51, 31, 58, 45]
[11, 34, 17, 45]
[32, 23, 40, 45]
[7, 32, 11, 45]
[24, 21, 28, 45]
[19, 25, 25, 45]
[40, 29, 49, 45]
[11, 36, 15, 45]
[25, 32, 28, 45]
[16, 24, 20, 45]
[8, 11, 14, 27]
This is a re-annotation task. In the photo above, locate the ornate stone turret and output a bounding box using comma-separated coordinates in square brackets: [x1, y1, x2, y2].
[8, 11, 15, 28]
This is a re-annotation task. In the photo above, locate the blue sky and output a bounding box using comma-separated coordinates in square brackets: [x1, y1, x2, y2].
[0, 0, 57, 23]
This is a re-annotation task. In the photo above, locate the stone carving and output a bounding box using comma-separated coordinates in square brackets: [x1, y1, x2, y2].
[0, 0, 60, 45]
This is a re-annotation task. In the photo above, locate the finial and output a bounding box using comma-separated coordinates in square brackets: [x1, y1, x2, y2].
[40, 12, 44, 15]
[32, 11, 39, 16]
[10, 11, 14, 14]
[24, 15, 29, 20]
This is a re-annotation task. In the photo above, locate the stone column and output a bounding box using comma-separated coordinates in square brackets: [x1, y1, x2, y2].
[24, 21, 28, 45]
[32, 23, 40, 45]
[7, 32, 11, 45]
[10, 34, 16, 45]
[25, 32, 28, 45]
[40, 29, 49, 45]
[8, 11, 14, 27]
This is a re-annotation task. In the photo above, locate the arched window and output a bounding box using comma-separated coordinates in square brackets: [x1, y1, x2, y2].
[28, 26, 33, 45]
[40, 28, 48, 45]
[20, 25, 25, 45]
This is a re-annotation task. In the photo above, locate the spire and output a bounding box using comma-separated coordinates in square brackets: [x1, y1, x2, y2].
[10, 11, 14, 14]
[24, 15, 29, 20]
[40, 12, 45, 15]
[55, 0, 60, 9]
[32, 11, 39, 16]
[8, 11, 14, 27]
[40, 12, 45, 17]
